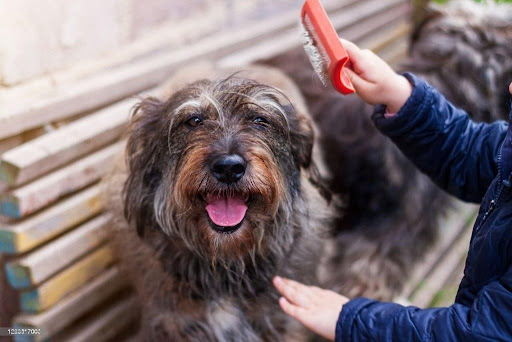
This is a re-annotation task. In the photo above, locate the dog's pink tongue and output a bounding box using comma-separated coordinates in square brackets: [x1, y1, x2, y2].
[205, 195, 248, 227]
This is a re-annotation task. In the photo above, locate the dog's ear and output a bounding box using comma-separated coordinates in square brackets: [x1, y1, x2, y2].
[286, 105, 332, 201]
[287, 105, 314, 169]
[123, 97, 166, 237]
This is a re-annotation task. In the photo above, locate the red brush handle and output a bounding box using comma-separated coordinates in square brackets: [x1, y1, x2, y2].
[301, 0, 355, 95]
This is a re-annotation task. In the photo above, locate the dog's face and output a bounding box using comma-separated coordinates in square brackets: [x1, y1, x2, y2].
[123, 76, 317, 261]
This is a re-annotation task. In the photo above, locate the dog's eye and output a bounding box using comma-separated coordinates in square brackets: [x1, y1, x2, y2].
[253, 117, 269, 126]
[185, 116, 203, 128]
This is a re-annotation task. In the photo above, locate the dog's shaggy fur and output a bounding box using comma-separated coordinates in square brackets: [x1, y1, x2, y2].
[261, 0, 512, 300]
[407, 0, 512, 122]
[102, 1, 512, 340]
[104, 65, 333, 341]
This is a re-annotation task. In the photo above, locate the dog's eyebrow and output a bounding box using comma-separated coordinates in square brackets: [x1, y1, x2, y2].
[173, 99, 201, 115]
[232, 89, 290, 128]
[202, 92, 225, 124]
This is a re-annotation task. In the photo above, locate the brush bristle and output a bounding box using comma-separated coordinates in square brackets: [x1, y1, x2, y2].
[300, 14, 330, 87]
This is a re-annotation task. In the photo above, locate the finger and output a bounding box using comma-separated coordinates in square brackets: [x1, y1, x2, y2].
[344, 68, 368, 92]
[273, 277, 310, 306]
[281, 278, 314, 296]
[509, 82, 512, 95]
[279, 297, 307, 322]
[339, 38, 360, 58]
[340, 38, 364, 74]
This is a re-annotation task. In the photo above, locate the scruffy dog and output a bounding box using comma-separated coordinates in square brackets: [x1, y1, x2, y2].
[261, 0, 512, 300]
[104, 65, 333, 341]
[103, 1, 512, 340]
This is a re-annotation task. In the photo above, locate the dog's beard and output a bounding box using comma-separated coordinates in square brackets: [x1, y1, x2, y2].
[149, 139, 299, 264]
[155, 191, 295, 267]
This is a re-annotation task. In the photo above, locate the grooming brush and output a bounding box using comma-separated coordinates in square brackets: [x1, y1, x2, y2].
[300, 0, 355, 95]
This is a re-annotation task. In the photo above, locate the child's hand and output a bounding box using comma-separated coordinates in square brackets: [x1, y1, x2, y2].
[273, 276, 349, 341]
[341, 38, 412, 113]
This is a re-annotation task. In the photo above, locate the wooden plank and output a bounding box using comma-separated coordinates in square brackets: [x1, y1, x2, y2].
[428, 258, 466, 308]
[357, 19, 410, 52]
[5, 214, 111, 289]
[0, 254, 21, 328]
[19, 244, 115, 313]
[0, 128, 48, 157]
[0, 0, 360, 141]
[0, 185, 103, 254]
[410, 217, 474, 308]
[402, 201, 478, 301]
[52, 296, 139, 342]
[0, 142, 124, 218]
[0, 99, 133, 186]
[0, 135, 24, 156]
[219, 0, 408, 68]
[13, 267, 125, 342]
[376, 37, 409, 67]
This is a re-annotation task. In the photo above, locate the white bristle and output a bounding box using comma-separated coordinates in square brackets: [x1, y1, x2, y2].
[300, 14, 331, 87]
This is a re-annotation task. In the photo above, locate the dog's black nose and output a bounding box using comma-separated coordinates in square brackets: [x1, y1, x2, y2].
[211, 154, 246, 184]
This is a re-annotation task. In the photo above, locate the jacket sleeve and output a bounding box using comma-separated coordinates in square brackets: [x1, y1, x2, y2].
[336, 261, 512, 342]
[372, 73, 508, 203]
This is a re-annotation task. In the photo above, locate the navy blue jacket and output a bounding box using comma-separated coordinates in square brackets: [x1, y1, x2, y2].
[336, 74, 512, 341]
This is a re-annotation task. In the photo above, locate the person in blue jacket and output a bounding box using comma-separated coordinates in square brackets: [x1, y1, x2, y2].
[273, 38, 512, 341]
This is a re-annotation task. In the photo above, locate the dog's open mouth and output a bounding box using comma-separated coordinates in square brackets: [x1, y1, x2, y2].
[205, 193, 249, 234]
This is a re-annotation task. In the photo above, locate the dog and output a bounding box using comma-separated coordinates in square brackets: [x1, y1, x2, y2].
[104, 64, 334, 341]
[260, 0, 512, 300]
[104, 1, 512, 339]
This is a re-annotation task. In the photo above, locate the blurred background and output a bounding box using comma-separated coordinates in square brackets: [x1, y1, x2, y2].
[0, 0, 510, 341]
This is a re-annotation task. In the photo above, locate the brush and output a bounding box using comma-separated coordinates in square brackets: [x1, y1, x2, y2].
[300, 0, 355, 95]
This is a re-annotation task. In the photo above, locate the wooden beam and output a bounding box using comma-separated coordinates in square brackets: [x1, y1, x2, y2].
[219, 0, 408, 68]
[0, 255, 20, 328]
[0, 135, 23, 157]
[5, 214, 111, 289]
[0, 99, 132, 186]
[0, 185, 103, 254]
[14, 267, 125, 342]
[410, 218, 474, 308]
[400, 201, 478, 301]
[52, 295, 139, 342]
[0, 142, 124, 218]
[357, 20, 410, 52]
[0, 0, 361, 141]
[0, 128, 47, 157]
[19, 244, 115, 313]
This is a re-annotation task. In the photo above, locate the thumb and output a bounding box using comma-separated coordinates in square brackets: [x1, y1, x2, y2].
[344, 68, 375, 104]
[344, 68, 366, 92]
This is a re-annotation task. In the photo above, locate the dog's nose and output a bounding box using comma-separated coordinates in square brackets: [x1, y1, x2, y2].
[211, 154, 246, 184]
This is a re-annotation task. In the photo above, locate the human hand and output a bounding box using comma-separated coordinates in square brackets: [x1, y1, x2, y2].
[341, 38, 412, 113]
[273, 276, 349, 341]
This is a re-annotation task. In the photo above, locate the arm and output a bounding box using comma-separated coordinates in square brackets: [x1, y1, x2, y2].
[337, 262, 512, 342]
[341, 39, 508, 202]
[372, 73, 507, 202]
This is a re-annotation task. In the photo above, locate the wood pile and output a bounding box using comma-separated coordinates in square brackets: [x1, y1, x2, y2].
[0, 0, 443, 340]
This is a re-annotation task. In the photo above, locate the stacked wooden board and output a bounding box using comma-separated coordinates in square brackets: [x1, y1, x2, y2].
[0, 0, 441, 340]
[398, 200, 478, 307]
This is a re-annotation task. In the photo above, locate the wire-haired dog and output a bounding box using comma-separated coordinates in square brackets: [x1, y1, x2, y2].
[104, 65, 333, 341]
